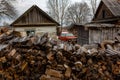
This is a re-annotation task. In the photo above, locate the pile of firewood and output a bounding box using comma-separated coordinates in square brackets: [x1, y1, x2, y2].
[0, 29, 120, 80]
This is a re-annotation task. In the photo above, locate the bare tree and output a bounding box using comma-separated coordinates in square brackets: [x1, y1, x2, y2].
[0, 0, 17, 20]
[47, 0, 70, 26]
[90, 0, 98, 15]
[90, 0, 101, 17]
[65, 2, 91, 25]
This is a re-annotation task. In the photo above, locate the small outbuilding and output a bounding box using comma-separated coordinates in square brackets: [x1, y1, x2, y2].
[10, 5, 60, 37]
[68, 24, 89, 45]
[69, 0, 120, 45]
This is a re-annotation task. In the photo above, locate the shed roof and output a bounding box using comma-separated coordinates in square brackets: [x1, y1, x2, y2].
[94, 0, 120, 19]
[85, 23, 120, 28]
[92, 0, 120, 23]
[102, 0, 120, 17]
[68, 23, 84, 30]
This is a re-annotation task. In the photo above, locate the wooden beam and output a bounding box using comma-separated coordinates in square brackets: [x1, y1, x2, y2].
[12, 23, 58, 27]
[92, 18, 120, 23]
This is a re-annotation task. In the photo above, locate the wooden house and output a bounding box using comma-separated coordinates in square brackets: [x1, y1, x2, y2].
[10, 5, 60, 37]
[69, 0, 120, 45]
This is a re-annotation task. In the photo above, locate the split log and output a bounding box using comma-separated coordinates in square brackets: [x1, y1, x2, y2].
[40, 75, 61, 80]
[45, 69, 63, 78]
[101, 40, 115, 50]
[64, 64, 71, 78]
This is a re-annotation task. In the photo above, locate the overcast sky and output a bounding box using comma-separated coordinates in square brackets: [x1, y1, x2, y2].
[0, 0, 100, 26]
[15, 0, 100, 15]
[15, 0, 90, 14]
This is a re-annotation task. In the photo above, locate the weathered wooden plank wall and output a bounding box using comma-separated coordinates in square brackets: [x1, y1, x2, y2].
[77, 27, 89, 45]
[16, 8, 52, 25]
[89, 27, 120, 44]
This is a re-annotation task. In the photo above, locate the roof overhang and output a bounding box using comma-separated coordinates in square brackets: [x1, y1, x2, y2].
[92, 17, 120, 23]
[68, 23, 84, 29]
[85, 23, 120, 28]
[12, 23, 58, 27]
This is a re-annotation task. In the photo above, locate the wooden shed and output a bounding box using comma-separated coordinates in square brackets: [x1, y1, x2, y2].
[10, 5, 60, 37]
[69, 0, 120, 45]
[68, 24, 89, 45]
[87, 0, 120, 44]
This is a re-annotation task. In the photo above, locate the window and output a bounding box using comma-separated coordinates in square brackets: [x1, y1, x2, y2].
[26, 30, 35, 36]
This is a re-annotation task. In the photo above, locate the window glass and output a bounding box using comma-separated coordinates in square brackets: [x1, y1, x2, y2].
[66, 33, 74, 36]
[26, 30, 35, 36]
[61, 33, 74, 36]
[61, 33, 66, 36]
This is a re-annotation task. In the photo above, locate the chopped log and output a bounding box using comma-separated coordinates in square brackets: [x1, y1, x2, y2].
[101, 40, 115, 50]
[45, 69, 63, 78]
[47, 52, 54, 61]
[21, 61, 28, 71]
[0, 44, 9, 51]
[117, 61, 120, 65]
[0, 57, 7, 63]
[8, 49, 16, 57]
[64, 64, 71, 78]
[105, 49, 120, 56]
[40, 75, 61, 80]
[74, 61, 83, 69]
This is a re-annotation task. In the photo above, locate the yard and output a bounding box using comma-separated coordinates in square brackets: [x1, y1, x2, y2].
[0, 28, 120, 80]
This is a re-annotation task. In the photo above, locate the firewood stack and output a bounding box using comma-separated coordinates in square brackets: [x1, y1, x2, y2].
[0, 29, 120, 80]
